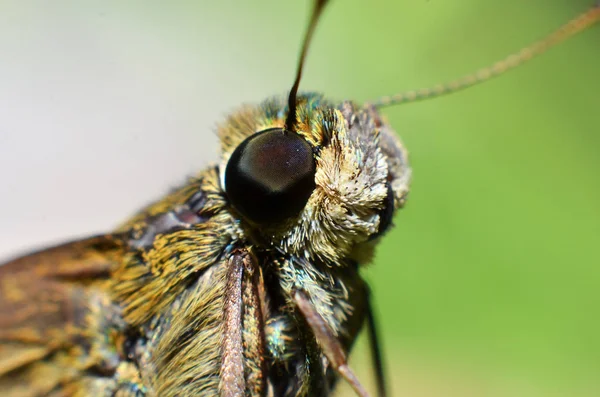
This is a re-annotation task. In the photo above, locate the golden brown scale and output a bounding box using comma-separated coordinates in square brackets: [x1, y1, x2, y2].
[148, 262, 228, 396]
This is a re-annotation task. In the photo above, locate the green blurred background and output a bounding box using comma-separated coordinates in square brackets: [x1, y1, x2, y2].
[1, 0, 598, 396]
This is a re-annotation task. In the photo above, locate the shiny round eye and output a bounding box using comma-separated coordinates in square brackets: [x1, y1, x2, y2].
[224, 128, 316, 224]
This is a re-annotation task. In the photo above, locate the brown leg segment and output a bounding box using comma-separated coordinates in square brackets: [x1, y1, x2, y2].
[220, 249, 267, 397]
[241, 255, 267, 397]
[294, 290, 371, 397]
[219, 251, 245, 397]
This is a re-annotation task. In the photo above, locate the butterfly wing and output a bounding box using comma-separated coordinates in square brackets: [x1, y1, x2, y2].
[0, 235, 126, 396]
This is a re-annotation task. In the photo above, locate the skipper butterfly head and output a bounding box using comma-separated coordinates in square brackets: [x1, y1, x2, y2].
[220, 93, 410, 264]
[220, 0, 600, 264]
[218, 0, 408, 264]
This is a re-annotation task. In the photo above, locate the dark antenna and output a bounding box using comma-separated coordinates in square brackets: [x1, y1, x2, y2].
[367, 4, 600, 108]
[285, 0, 330, 132]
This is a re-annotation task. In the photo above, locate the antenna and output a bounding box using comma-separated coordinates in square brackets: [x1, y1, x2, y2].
[368, 4, 600, 108]
[285, 0, 330, 132]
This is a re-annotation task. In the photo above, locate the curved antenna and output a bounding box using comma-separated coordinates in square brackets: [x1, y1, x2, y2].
[285, 0, 330, 132]
[368, 4, 600, 108]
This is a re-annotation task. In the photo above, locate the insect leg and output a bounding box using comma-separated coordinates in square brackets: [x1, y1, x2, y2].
[294, 290, 371, 397]
[219, 251, 246, 397]
[240, 252, 267, 396]
[366, 294, 387, 397]
[220, 249, 267, 397]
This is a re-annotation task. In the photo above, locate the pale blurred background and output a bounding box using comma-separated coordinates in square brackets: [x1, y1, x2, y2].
[0, 1, 598, 396]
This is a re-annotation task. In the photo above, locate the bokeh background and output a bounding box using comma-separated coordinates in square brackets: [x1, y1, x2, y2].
[0, 1, 598, 396]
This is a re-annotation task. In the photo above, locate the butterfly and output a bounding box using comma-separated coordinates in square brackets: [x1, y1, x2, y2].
[1, 1, 598, 396]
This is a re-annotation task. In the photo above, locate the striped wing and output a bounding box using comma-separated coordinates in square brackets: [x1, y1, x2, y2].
[0, 235, 125, 396]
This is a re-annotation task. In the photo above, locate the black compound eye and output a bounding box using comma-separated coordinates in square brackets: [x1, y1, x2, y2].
[224, 128, 316, 224]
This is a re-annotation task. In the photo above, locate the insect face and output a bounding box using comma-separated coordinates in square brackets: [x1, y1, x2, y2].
[220, 96, 411, 264]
